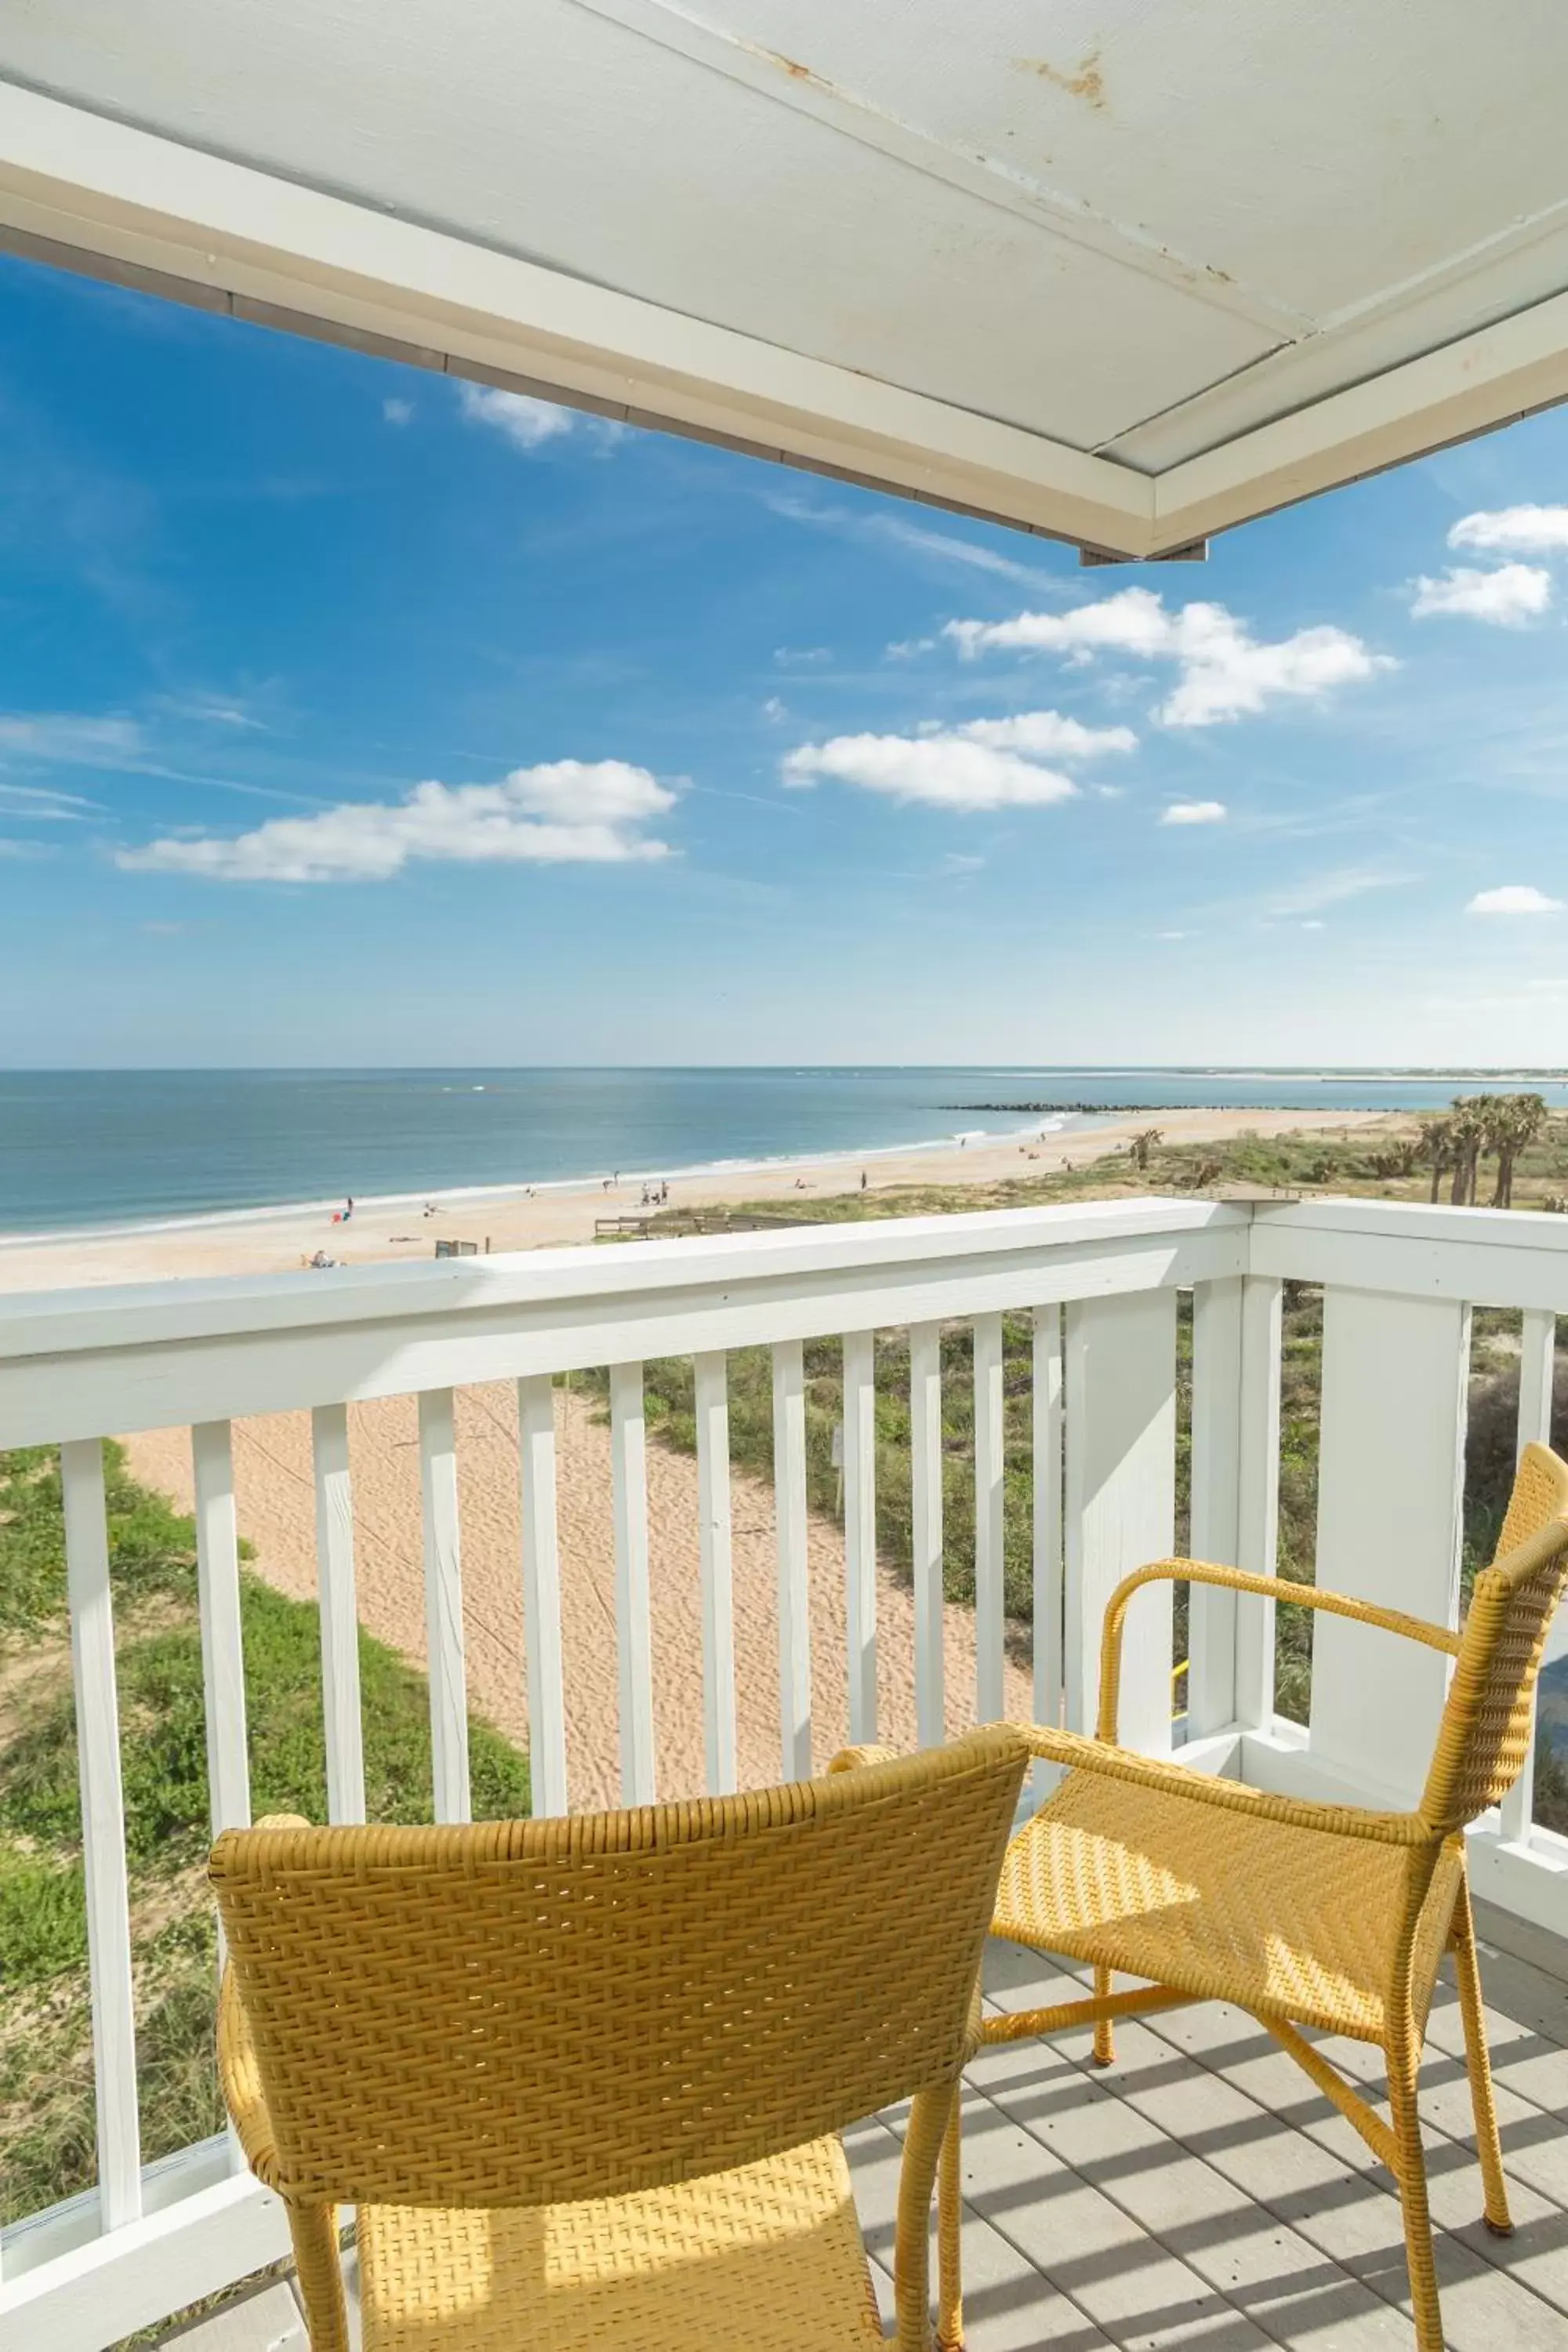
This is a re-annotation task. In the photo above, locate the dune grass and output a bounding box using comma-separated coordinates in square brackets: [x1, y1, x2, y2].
[0, 1442, 529, 2234]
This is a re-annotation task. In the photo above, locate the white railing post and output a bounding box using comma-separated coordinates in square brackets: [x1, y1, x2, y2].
[1189, 1274, 1283, 1737]
[771, 1340, 812, 1780]
[517, 1375, 568, 1818]
[1501, 1308, 1557, 1842]
[1064, 1292, 1178, 1753]
[417, 1388, 470, 1824]
[1031, 1305, 1064, 1798]
[310, 1403, 365, 1824]
[693, 1352, 737, 1795]
[1310, 1290, 1470, 1806]
[973, 1313, 1005, 1724]
[1188, 1277, 1243, 1737]
[909, 1322, 944, 1747]
[192, 1421, 250, 1837]
[609, 1362, 656, 1806]
[61, 1438, 143, 2234]
[841, 1330, 878, 1746]
[1233, 1275, 1283, 1733]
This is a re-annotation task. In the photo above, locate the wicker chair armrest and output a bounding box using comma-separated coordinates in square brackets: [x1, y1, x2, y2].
[216, 1963, 282, 2187]
[1098, 1558, 1461, 1742]
[826, 1744, 903, 1774]
[1011, 1721, 1433, 1848]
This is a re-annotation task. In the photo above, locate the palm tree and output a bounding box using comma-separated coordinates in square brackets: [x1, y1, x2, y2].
[1488, 1092, 1548, 1209]
[1446, 1100, 1489, 1205]
[1418, 1116, 1454, 1203]
[1129, 1126, 1163, 1171]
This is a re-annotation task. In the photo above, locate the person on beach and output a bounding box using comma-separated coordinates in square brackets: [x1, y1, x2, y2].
[860, 1170, 868, 1190]
[343, 1196, 354, 1221]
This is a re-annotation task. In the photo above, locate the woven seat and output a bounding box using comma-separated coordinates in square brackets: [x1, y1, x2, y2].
[357, 2138, 881, 2351]
[210, 1727, 1026, 2352]
[939, 1443, 1568, 2352]
[995, 1762, 1464, 2042]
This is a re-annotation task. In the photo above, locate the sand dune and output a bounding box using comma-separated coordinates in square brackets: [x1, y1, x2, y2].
[126, 1382, 1033, 1809]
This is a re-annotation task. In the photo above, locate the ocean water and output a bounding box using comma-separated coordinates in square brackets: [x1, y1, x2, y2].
[1, 1066, 1566, 1236]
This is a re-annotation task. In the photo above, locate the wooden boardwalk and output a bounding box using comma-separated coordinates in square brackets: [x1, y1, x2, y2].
[158, 1902, 1568, 2352]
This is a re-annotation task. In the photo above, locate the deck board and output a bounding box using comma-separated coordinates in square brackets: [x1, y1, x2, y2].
[157, 1908, 1568, 2352]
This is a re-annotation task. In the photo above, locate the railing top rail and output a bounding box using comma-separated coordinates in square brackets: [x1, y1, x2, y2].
[0, 1197, 1245, 1367]
[1253, 1196, 1568, 1250]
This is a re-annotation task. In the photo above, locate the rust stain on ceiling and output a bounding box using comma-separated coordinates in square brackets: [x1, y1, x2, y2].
[1014, 49, 1107, 111]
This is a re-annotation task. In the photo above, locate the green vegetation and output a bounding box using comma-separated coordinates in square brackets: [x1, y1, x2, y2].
[0, 1443, 529, 2235]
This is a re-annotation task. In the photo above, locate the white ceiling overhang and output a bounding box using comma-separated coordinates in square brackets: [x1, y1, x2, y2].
[1, 2, 1566, 557]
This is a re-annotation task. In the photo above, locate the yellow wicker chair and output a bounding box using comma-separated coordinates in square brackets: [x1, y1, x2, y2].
[940, 1440, 1568, 2352]
[209, 1726, 1026, 2352]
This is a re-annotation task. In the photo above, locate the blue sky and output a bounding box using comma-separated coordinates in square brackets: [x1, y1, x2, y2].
[3, 249, 1568, 1069]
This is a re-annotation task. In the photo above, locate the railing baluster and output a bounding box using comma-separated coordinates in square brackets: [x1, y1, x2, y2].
[694, 1352, 737, 1795]
[193, 1421, 251, 1837]
[418, 1388, 470, 1824]
[973, 1313, 1005, 1724]
[1032, 1305, 1064, 1796]
[610, 1361, 656, 1804]
[1234, 1276, 1283, 1733]
[842, 1330, 878, 1745]
[1501, 1308, 1557, 1842]
[772, 1339, 812, 1779]
[909, 1320, 944, 1748]
[61, 1438, 142, 2231]
[311, 1403, 365, 1824]
[518, 1374, 569, 1819]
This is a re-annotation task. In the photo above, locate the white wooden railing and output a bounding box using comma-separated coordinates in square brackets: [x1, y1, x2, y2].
[3, 1195, 1568, 2350]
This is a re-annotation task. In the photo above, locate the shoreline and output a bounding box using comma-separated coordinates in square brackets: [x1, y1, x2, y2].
[0, 1103, 1397, 1294]
[0, 1112, 1091, 1252]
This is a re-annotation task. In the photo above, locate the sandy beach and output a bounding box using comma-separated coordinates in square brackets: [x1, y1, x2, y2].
[0, 1103, 1387, 1293]
[27, 1103, 1390, 1810]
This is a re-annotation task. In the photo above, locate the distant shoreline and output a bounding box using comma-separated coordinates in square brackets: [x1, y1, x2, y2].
[0, 1114, 1092, 1251]
[0, 1104, 1396, 1294]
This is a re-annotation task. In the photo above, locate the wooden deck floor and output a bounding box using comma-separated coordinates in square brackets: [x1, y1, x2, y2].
[158, 1902, 1568, 2352]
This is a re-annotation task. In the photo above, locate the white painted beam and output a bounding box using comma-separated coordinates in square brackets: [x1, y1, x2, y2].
[0, 84, 1156, 554]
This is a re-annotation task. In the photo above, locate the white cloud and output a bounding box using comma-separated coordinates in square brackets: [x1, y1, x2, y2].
[1156, 929, 1188, 940]
[774, 646, 831, 667]
[1268, 866, 1406, 918]
[1160, 800, 1227, 826]
[1450, 505, 1568, 554]
[154, 691, 267, 732]
[761, 695, 787, 721]
[458, 381, 575, 450]
[939, 851, 985, 874]
[1300, 919, 1326, 931]
[1410, 564, 1552, 625]
[944, 587, 1391, 726]
[117, 760, 676, 883]
[456, 382, 627, 455]
[1466, 884, 1564, 916]
[0, 837, 50, 859]
[959, 710, 1137, 758]
[0, 713, 141, 764]
[383, 397, 415, 426]
[782, 731, 1076, 810]
[886, 637, 936, 659]
[0, 780, 103, 820]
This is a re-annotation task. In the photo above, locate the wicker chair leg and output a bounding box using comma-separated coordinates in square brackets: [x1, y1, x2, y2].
[1388, 2045, 1445, 2352]
[1091, 1962, 1116, 2067]
[285, 2199, 350, 2352]
[937, 2095, 964, 2351]
[897, 2085, 957, 2352]
[1450, 1881, 1515, 2236]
